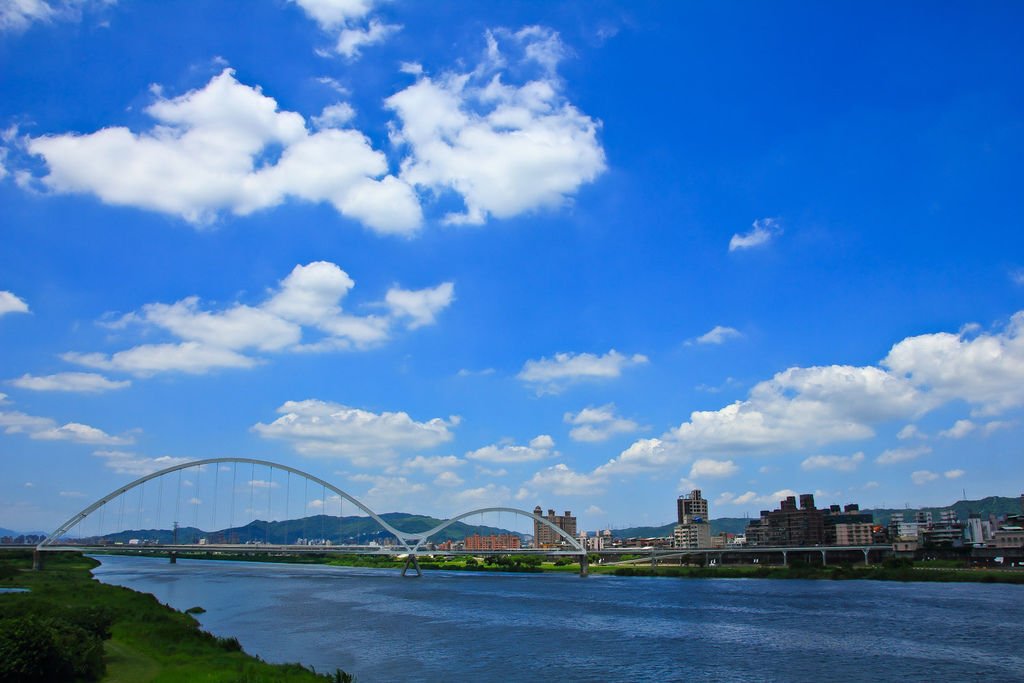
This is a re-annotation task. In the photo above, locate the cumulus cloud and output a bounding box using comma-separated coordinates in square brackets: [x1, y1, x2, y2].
[10, 372, 130, 393]
[385, 282, 455, 329]
[716, 489, 798, 507]
[0, 400, 130, 445]
[688, 458, 739, 479]
[876, 445, 931, 465]
[433, 471, 464, 487]
[92, 451, 182, 478]
[63, 261, 453, 376]
[944, 469, 965, 480]
[594, 438, 677, 477]
[564, 404, 640, 442]
[693, 325, 742, 345]
[400, 455, 464, 474]
[939, 419, 976, 439]
[465, 435, 555, 463]
[449, 483, 512, 508]
[882, 312, 1024, 415]
[729, 217, 782, 252]
[800, 452, 865, 472]
[291, 0, 399, 59]
[0, 291, 30, 317]
[897, 424, 925, 440]
[911, 470, 939, 485]
[385, 26, 605, 226]
[526, 463, 604, 495]
[25, 69, 422, 234]
[252, 399, 457, 466]
[518, 350, 647, 394]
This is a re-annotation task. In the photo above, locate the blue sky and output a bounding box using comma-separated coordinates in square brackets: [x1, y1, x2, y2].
[1, 1, 1023, 534]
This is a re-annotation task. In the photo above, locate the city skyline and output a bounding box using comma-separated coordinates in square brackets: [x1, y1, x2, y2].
[2, 2, 1024, 533]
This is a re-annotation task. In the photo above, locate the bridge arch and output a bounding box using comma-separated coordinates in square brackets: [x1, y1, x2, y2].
[37, 457, 416, 552]
[413, 506, 585, 554]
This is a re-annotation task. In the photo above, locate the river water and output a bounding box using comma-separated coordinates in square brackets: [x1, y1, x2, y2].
[92, 555, 1024, 682]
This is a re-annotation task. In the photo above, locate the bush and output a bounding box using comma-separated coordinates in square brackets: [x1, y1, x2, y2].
[0, 615, 105, 682]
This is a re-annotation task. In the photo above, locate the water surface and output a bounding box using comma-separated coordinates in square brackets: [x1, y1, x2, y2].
[92, 555, 1024, 682]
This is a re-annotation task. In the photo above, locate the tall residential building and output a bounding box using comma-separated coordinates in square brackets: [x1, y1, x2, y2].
[464, 533, 521, 551]
[533, 506, 577, 548]
[674, 489, 712, 549]
[677, 489, 709, 524]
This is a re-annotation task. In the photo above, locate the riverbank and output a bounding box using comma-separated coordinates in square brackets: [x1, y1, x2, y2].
[90, 549, 1024, 584]
[0, 550, 353, 682]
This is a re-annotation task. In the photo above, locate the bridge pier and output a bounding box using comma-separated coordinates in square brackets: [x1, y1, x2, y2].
[32, 549, 42, 571]
[169, 551, 176, 564]
[863, 548, 870, 566]
[821, 549, 827, 566]
[401, 555, 421, 577]
[580, 553, 589, 577]
[781, 550, 788, 566]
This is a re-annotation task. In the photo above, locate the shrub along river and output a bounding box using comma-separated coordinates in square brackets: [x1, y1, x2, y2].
[93, 554, 1024, 682]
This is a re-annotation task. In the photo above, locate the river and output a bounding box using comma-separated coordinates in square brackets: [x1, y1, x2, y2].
[92, 555, 1024, 682]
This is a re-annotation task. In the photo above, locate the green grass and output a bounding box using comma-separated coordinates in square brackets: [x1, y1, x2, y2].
[0, 550, 353, 682]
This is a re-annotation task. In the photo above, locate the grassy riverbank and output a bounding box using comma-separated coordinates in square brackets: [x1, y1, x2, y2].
[92, 549, 1024, 584]
[0, 550, 353, 682]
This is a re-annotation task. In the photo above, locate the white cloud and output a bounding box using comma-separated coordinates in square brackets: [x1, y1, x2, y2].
[1011, 268, 1024, 286]
[385, 282, 455, 329]
[65, 342, 258, 377]
[93, 450, 192, 476]
[716, 489, 797, 507]
[518, 350, 647, 393]
[800, 452, 865, 472]
[400, 455, 464, 474]
[253, 399, 457, 466]
[982, 420, 1014, 436]
[58, 490, 86, 498]
[336, 20, 401, 58]
[594, 438, 677, 477]
[312, 102, 356, 129]
[290, 0, 375, 29]
[10, 372, 130, 393]
[1, 0, 109, 33]
[693, 325, 742, 345]
[0, 291, 29, 317]
[247, 479, 279, 489]
[688, 458, 739, 479]
[0, 401, 129, 445]
[31, 422, 131, 445]
[939, 419, 976, 439]
[876, 445, 931, 465]
[466, 435, 554, 463]
[564, 404, 640, 443]
[527, 463, 604, 495]
[729, 217, 782, 252]
[882, 312, 1024, 415]
[385, 26, 605, 226]
[63, 261, 453, 376]
[433, 471, 464, 487]
[944, 469, 965, 480]
[449, 483, 512, 508]
[25, 69, 422, 234]
[911, 470, 939, 485]
[897, 424, 924, 440]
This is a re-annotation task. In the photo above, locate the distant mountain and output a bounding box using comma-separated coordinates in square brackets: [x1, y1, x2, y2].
[91, 512, 523, 546]
[0, 527, 47, 538]
[862, 495, 1023, 527]
[604, 517, 750, 540]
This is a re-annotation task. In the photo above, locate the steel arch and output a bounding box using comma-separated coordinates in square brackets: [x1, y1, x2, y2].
[37, 457, 417, 552]
[413, 506, 584, 553]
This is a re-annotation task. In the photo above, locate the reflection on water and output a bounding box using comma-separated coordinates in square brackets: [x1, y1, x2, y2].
[92, 555, 1024, 682]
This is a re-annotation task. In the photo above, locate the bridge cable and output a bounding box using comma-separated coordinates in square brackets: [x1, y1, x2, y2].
[249, 463, 255, 535]
[303, 477, 308, 542]
[118, 490, 126, 538]
[175, 469, 182, 535]
[194, 464, 201, 534]
[321, 483, 326, 543]
[136, 481, 144, 535]
[266, 466, 273, 544]
[285, 471, 291, 546]
[155, 475, 162, 536]
[230, 462, 237, 534]
[212, 463, 219, 535]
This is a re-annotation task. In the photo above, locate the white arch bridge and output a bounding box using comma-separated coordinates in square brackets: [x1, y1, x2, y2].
[35, 457, 588, 576]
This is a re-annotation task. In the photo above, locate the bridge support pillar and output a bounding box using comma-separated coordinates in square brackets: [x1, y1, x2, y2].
[401, 555, 421, 578]
[580, 553, 589, 578]
[781, 550, 788, 566]
[863, 548, 870, 566]
[821, 550, 827, 566]
[32, 549, 42, 571]
[169, 551, 176, 564]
